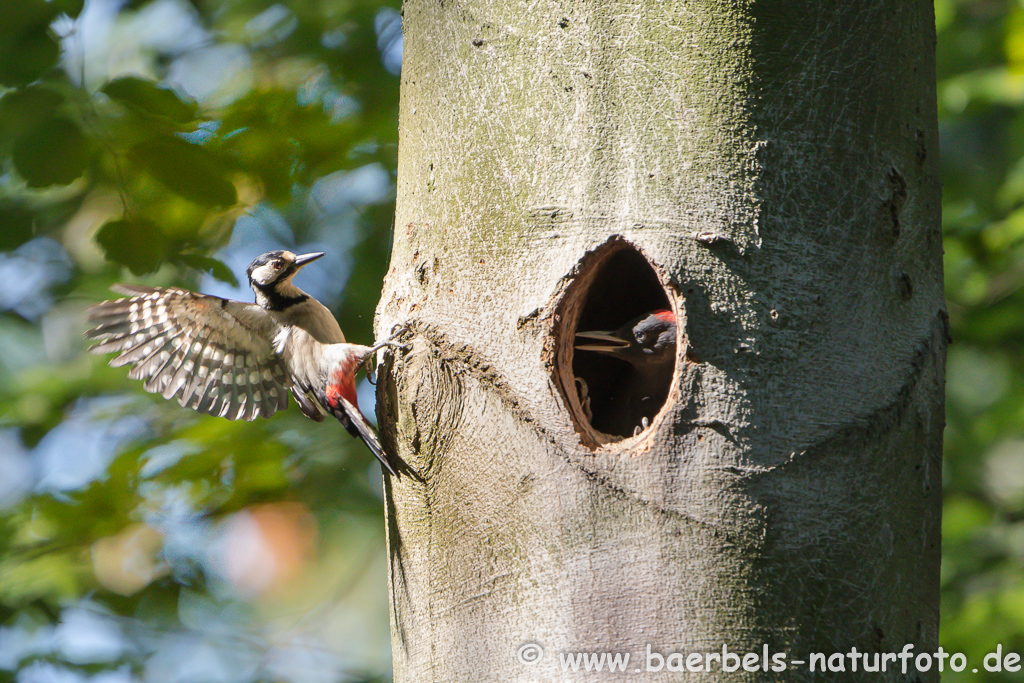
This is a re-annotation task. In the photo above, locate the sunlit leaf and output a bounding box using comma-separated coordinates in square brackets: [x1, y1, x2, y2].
[101, 76, 199, 125]
[1007, 9, 1024, 73]
[0, 551, 80, 605]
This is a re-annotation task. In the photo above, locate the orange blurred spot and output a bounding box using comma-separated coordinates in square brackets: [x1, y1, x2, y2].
[92, 523, 167, 595]
[220, 502, 318, 597]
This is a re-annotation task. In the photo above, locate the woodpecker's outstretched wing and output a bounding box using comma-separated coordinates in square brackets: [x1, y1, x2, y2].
[86, 285, 291, 421]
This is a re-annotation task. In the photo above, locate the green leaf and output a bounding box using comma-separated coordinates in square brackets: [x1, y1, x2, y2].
[0, 551, 80, 604]
[0, 86, 63, 142]
[101, 76, 199, 125]
[53, 0, 85, 19]
[12, 117, 90, 187]
[0, 0, 60, 88]
[95, 218, 169, 275]
[177, 253, 240, 287]
[0, 203, 34, 250]
[131, 137, 238, 207]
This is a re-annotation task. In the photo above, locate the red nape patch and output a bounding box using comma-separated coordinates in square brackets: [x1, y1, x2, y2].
[326, 360, 359, 409]
[654, 309, 675, 323]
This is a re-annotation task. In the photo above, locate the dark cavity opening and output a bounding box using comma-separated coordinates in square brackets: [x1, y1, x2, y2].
[556, 240, 676, 445]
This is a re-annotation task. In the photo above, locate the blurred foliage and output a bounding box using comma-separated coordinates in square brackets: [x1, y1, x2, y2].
[940, 0, 1024, 680]
[0, 0, 400, 681]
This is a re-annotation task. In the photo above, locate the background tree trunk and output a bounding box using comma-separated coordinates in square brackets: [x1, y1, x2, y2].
[377, 0, 944, 680]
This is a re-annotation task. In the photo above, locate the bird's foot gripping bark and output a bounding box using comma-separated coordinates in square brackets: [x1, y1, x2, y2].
[363, 324, 413, 384]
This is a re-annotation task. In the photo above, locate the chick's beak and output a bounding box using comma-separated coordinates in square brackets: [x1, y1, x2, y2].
[574, 330, 631, 354]
[293, 252, 326, 268]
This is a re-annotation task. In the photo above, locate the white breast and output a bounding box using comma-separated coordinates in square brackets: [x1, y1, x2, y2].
[272, 297, 345, 344]
[275, 325, 326, 386]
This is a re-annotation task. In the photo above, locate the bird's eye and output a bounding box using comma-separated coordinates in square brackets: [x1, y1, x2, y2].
[635, 331, 646, 344]
[272, 261, 283, 270]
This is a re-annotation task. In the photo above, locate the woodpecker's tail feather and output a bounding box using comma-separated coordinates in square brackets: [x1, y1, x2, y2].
[328, 395, 397, 476]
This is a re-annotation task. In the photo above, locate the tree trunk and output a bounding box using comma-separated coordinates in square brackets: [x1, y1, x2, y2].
[376, 1, 944, 681]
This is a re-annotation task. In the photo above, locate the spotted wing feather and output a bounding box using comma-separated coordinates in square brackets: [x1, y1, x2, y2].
[86, 285, 290, 421]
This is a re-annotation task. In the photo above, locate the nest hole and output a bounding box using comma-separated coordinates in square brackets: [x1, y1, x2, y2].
[555, 241, 677, 445]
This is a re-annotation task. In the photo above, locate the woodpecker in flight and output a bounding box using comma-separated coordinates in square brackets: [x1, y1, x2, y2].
[85, 250, 400, 475]
[574, 309, 677, 379]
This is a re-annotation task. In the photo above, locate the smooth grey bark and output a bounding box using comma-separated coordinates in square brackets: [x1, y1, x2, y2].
[376, 1, 944, 681]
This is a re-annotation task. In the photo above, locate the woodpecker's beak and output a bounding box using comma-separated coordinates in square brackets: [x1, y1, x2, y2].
[575, 330, 631, 353]
[293, 252, 326, 268]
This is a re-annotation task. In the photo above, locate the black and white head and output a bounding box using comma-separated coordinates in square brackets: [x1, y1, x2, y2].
[246, 250, 324, 311]
[575, 309, 677, 373]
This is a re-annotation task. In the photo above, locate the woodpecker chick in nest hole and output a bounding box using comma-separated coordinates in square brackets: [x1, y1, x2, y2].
[574, 309, 677, 436]
[575, 309, 677, 379]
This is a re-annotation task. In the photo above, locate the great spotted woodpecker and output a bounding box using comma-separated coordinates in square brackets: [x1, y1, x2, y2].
[85, 250, 400, 475]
